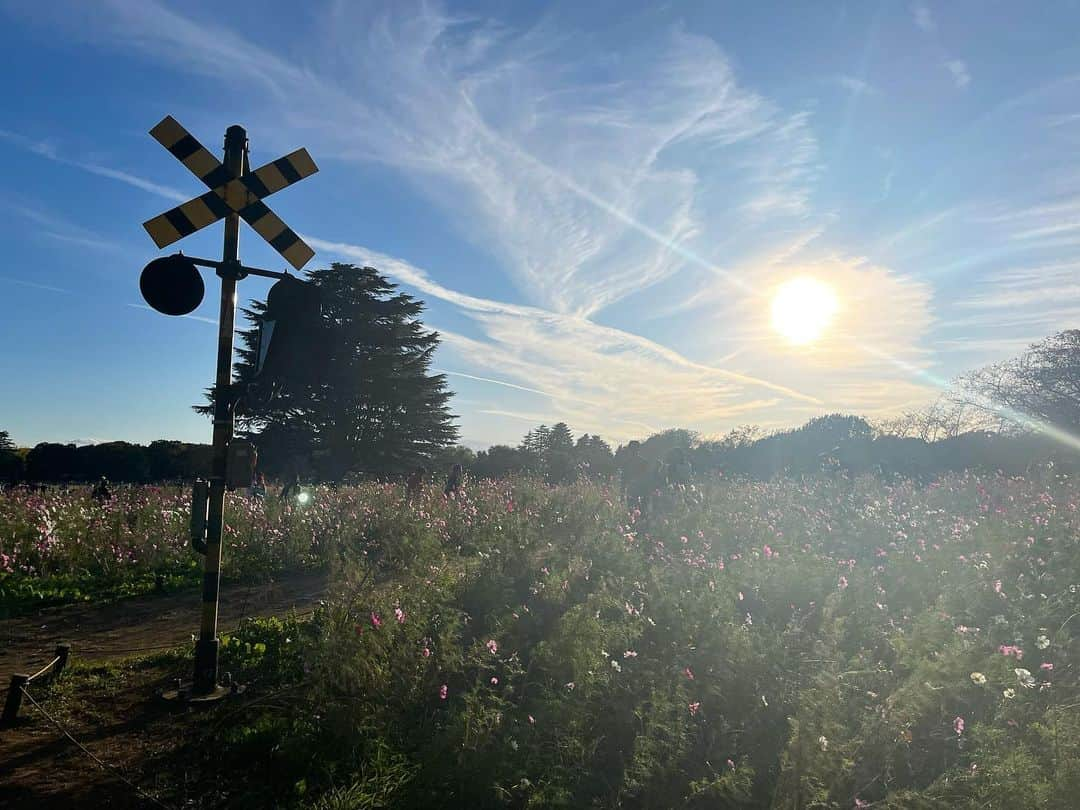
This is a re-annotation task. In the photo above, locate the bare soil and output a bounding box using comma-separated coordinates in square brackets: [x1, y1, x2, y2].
[0, 571, 328, 676]
[1, 572, 329, 808]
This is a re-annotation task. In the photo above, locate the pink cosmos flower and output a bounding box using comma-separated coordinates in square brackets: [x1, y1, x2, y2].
[422, 647, 431, 658]
[370, 612, 382, 629]
[855, 800, 869, 809]
[953, 716, 965, 736]
[486, 639, 499, 654]
[394, 607, 406, 624]
[726, 759, 735, 770]
[527, 714, 535, 724]
[684, 667, 695, 680]
[1040, 662, 1054, 671]
[838, 576, 849, 590]
[993, 580, 1003, 594]
[688, 701, 701, 716]
[439, 684, 448, 700]
[491, 677, 499, 685]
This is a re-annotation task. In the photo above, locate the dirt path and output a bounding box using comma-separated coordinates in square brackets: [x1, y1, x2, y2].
[0, 571, 329, 676]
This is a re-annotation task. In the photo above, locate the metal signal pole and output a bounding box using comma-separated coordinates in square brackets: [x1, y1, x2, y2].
[192, 124, 246, 697]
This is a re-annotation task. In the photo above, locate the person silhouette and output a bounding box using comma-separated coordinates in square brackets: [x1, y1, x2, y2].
[91, 476, 112, 503]
[281, 472, 300, 501]
[443, 463, 463, 496]
[406, 465, 428, 498]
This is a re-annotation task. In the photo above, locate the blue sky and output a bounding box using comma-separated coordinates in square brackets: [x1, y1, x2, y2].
[2, 0, 1079, 449]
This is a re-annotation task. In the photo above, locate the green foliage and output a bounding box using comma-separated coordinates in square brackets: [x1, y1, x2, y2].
[5, 472, 1080, 807]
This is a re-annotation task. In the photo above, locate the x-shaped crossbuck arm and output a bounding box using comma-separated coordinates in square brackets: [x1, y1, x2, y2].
[143, 116, 318, 270]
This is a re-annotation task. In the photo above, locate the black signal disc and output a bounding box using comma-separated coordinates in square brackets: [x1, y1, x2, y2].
[140, 255, 205, 316]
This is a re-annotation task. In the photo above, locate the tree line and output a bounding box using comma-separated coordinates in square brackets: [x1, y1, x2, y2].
[0, 436, 211, 484]
[433, 329, 1080, 482]
[433, 413, 1074, 486]
[3, 258, 1077, 486]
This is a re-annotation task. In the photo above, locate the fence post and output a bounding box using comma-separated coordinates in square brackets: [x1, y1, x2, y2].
[53, 644, 71, 680]
[2, 673, 29, 726]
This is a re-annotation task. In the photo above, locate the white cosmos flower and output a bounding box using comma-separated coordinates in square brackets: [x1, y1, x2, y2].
[970, 672, 987, 685]
[1036, 634, 1050, 650]
[1014, 668, 1035, 689]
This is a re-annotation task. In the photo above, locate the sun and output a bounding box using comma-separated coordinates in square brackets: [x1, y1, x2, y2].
[770, 277, 839, 345]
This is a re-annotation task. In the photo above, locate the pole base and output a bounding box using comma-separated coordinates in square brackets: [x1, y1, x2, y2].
[161, 681, 242, 704]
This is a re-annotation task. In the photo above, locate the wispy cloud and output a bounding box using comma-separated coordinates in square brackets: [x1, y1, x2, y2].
[75, 162, 187, 202]
[909, 3, 972, 92]
[835, 75, 877, 96]
[435, 369, 557, 400]
[945, 59, 971, 89]
[35, 1, 822, 318]
[309, 236, 829, 441]
[126, 302, 217, 324]
[0, 198, 127, 253]
[0, 275, 75, 295]
[911, 2, 936, 32]
[0, 128, 187, 201]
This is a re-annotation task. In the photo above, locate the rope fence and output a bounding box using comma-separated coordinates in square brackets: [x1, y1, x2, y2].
[2, 642, 69, 726]
[16, 683, 176, 810]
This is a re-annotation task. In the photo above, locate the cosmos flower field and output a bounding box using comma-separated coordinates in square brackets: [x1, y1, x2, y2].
[2, 473, 1078, 807]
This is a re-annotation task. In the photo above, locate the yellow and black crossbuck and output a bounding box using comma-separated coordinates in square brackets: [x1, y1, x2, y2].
[143, 116, 318, 270]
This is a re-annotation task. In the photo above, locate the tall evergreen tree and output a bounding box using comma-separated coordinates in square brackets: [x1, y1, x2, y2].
[199, 263, 458, 480]
[546, 422, 577, 483]
[549, 422, 574, 451]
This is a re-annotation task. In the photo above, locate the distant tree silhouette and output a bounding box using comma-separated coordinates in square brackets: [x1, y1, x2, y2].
[520, 425, 552, 470]
[0, 430, 22, 483]
[575, 433, 616, 479]
[638, 428, 697, 466]
[76, 441, 151, 482]
[204, 264, 458, 480]
[22, 441, 210, 483]
[876, 395, 989, 442]
[473, 445, 531, 478]
[25, 443, 78, 482]
[957, 330, 1080, 434]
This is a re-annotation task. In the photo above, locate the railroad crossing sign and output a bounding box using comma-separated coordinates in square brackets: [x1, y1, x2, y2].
[143, 116, 318, 270]
[140, 118, 322, 702]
